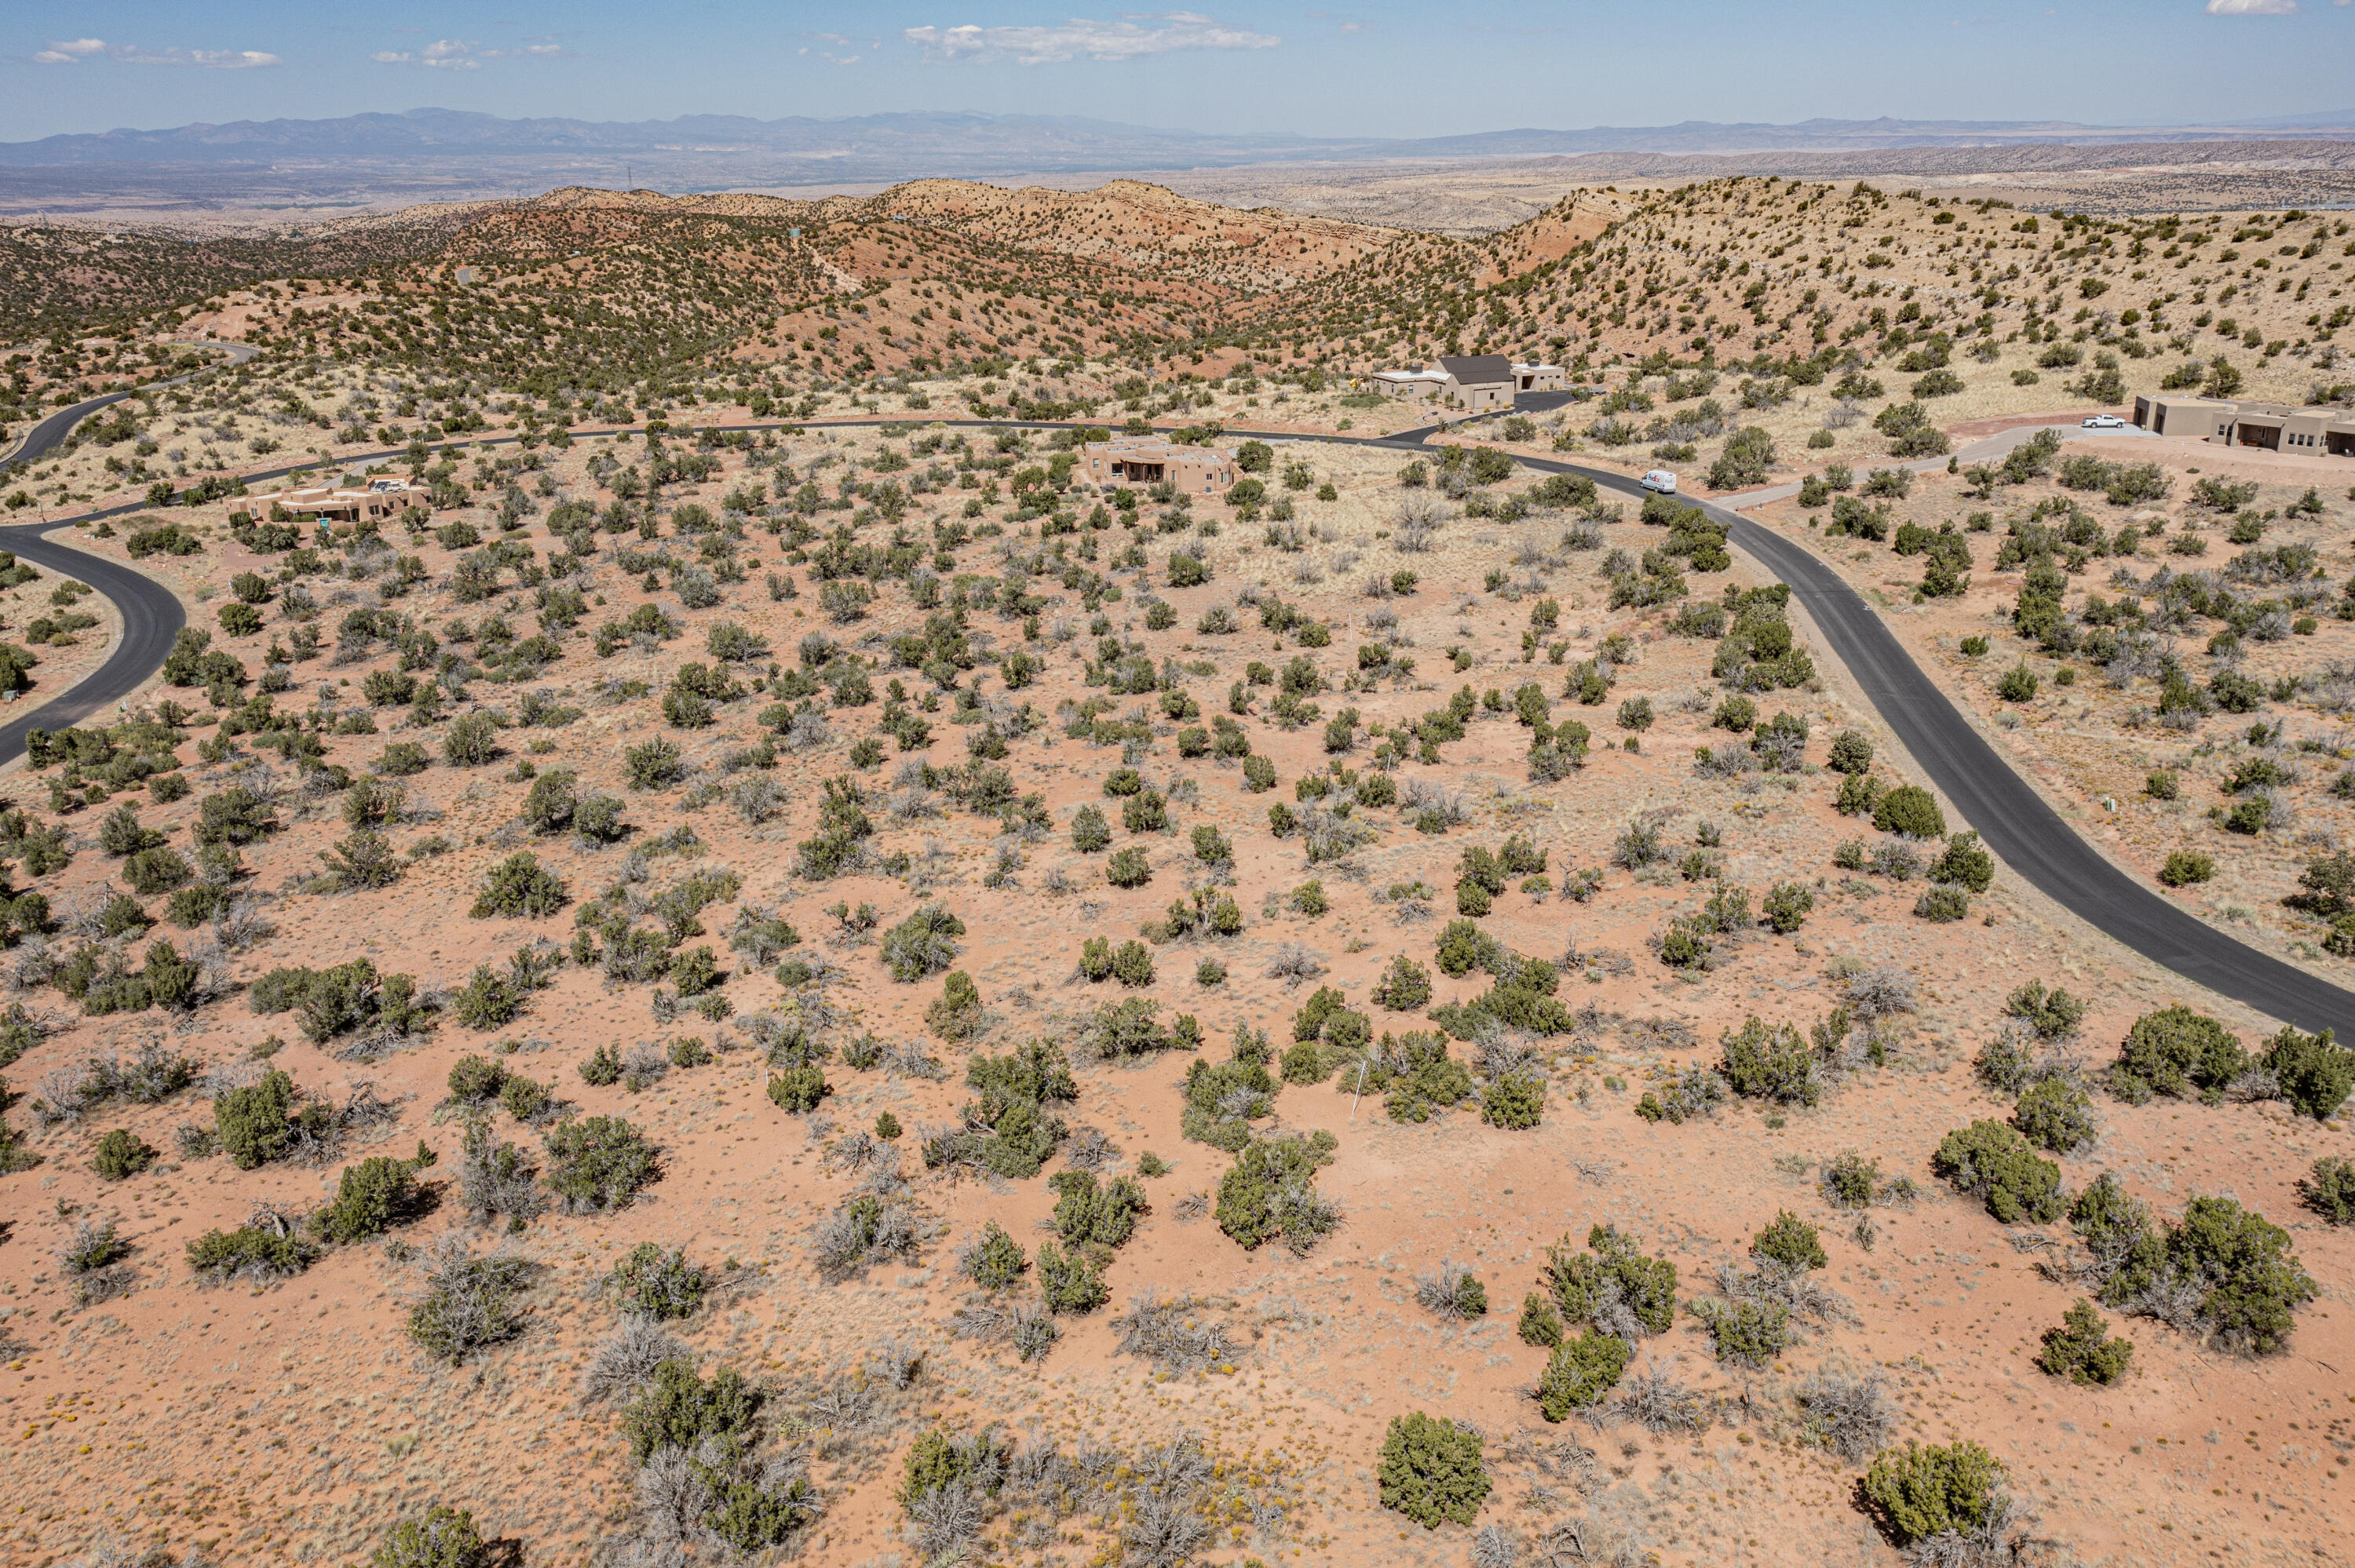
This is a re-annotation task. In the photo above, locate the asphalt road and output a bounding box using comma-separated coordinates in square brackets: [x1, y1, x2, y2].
[0, 341, 259, 474]
[1513, 454, 2355, 1037]
[13, 393, 2349, 1031]
[0, 520, 184, 764]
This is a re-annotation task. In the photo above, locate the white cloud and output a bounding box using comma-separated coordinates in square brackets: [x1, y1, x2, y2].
[2206, 0, 2299, 13]
[904, 12, 1280, 65]
[373, 38, 564, 69]
[35, 38, 280, 67]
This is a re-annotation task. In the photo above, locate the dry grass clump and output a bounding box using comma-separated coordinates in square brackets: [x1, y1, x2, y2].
[404, 1231, 539, 1362]
[1798, 1368, 1900, 1460]
[1111, 1287, 1240, 1373]
[581, 1316, 690, 1402]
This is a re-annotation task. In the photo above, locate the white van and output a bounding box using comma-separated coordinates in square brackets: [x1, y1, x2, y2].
[1640, 469, 1678, 495]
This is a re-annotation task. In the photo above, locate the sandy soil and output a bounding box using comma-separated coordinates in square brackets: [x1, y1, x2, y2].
[0, 413, 2350, 1568]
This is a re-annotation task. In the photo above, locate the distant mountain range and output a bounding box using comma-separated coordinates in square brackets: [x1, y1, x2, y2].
[7, 106, 2355, 172]
[4, 107, 2352, 217]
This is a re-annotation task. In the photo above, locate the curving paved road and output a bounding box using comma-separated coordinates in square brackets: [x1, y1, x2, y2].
[0, 521, 184, 763]
[1510, 453, 2355, 1038]
[0, 341, 258, 475]
[0, 341, 258, 765]
[13, 396, 2350, 1031]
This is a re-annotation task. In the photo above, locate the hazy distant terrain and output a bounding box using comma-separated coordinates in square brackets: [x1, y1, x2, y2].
[5, 106, 2355, 225]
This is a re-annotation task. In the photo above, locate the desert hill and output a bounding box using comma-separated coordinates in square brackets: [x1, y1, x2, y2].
[4, 155, 2355, 1568]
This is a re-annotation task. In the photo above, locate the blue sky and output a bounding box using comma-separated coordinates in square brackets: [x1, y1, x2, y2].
[5, 1, 2353, 144]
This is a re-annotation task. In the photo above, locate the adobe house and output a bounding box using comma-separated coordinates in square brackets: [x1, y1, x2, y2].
[248, 476, 426, 524]
[1510, 360, 1568, 393]
[2134, 394, 2355, 456]
[1367, 354, 1518, 411]
[1367, 366, 1449, 402]
[1080, 436, 1239, 496]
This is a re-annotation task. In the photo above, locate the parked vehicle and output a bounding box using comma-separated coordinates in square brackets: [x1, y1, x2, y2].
[2082, 414, 2127, 429]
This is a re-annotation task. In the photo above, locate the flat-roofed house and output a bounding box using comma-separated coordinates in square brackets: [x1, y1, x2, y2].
[249, 476, 425, 525]
[1510, 361, 1568, 393]
[2134, 395, 2355, 456]
[1367, 367, 1450, 402]
[2133, 396, 2240, 440]
[1080, 436, 1239, 496]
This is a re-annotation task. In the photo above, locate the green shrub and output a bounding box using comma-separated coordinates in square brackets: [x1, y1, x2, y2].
[924, 970, 985, 1041]
[1827, 730, 1873, 774]
[1111, 939, 1155, 986]
[1820, 1150, 1881, 1209]
[448, 1054, 506, 1103]
[470, 852, 568, 918]
[1718, 1016, 1819, 1104]
[214, 1069, 311, 1169]
[1372, 1030, 1473, 1122]
[609, 1242, 712, 1319]
[1933, 1120, 2064, 1223]
[1995, 663, 2039, 702]
[1835, 772, 1884, 818]
[2134, 1194, 2314, 1352]
[1106, 848, 1151, 887]
[451, 965, 523, 1030]
[624, 737, 685, 789]
[2005, 980, 2087, 1040]
[962, 1220, 1029, 1290]
[1377, 1411, 1490, 1527]
[1544, 1224, 1676, 1333]
[1861, 1441, 2006, 1547]
[1280, 1040, 1331, 1084]
[2116, 1004, 2247, 1099]
[1517, 1292, 1565, 1346]
[2262, 1025, 2354, 1119]
[443, 711, 504, 767]
[1928, 831, 1994, 893]
[2152, 848, 2215, 890]
[880, 902, 964, 981]
[1873, 785, 1946, 839]
[1215, 1132, 1339, 1254]
[1697, 1297, 1789, 1367]
[2012, 1075, 2096, 1153]
[1913, 886, 1970, 922]
[897, 1428, 1007, 1514]
[371, 1504, 489, 1568]
[1371, 953, 1432, 1009]
[2036, 1300, 2133, 1384]
[377, 742, 429, 776]
[1050, 1169, 1147, 1248]
[1036, 1240, 1109, 1313]
[1434, 917, 1501, 977]
[313, 1155, 422, 1242]
[91, 1127, 156, 1180]
[1481, 1071, 1546, 1130]
[187, 1223, 319, 1282]
[2303, 1156, 2355, 1223]
[1536, 1332, 1633, 1420]
[767, 1066, 831, 1112]
[543, 1115, 657, 1211]
[1761, 881, 1814, 934]
[579, 1041, 623, 1086]
[623, 1358, 762, 1463]
[1071, 806, 1112, 854]
[701, 1464, 821, 1553]
[1752, 1211, 1827, 1271]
